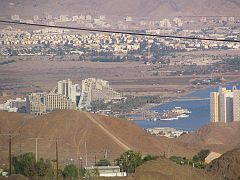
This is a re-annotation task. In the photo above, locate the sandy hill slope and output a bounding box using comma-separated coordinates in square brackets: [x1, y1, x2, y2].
[176, 122, 240, 154]
[206, 148, 240, 180]
[0, 110, 192, 166]
[0, 0, 240, 18]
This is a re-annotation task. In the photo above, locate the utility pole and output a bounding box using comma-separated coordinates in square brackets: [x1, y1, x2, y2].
[148, 43, 150, 62]
[49, 138, 63, 180]
[17, 143, 23, 154]
[104, 149, 108, 159]
[78, 156, 83, 171]
[56, 140, 59, 180]
[9, 134, 12, 175]
[29, 137, 42, 162]
[94, 154, 97, 165]
[85, 142, 88, 166]
[0, 132, 19, 176]
[167, 145, 171, 158]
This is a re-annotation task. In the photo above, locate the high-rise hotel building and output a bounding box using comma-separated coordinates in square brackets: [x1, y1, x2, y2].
[210, 92, 219, 123]
[27, 78, 122, 114]
[210, 86, 240, 123]
[27, 79, 79, 115]
[57, 79, 81, 105]
[57, 79, 72, 98]
[233, 89, 240, 121]
[78, 78, 122, 110]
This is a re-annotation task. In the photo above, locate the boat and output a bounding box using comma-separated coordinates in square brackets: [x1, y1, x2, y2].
[177, 114, 189, 118]
[172, 107, 192, 114]
[160, 117, 179, 121]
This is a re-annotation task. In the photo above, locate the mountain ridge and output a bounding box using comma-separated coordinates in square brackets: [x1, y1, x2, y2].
[1, 0, 240, 18]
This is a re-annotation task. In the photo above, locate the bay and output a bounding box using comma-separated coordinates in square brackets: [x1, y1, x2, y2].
[133, 82, 240, 131]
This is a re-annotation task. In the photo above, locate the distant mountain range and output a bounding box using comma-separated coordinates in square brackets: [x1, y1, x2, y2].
[1, 0, 240, 18]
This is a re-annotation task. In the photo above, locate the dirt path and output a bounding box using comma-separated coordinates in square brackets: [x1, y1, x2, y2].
[83, 112, 131, 151]
[75, 112, 90, 158]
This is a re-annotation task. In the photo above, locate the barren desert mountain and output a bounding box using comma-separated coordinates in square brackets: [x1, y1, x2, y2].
[0, 0, 240, 18]
[176, 122, 240, 154]
[0, 110, 192, 166]
[206, 148, 240, 180]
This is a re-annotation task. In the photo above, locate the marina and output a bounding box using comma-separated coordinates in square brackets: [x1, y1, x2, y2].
[142, 107, 191, 121]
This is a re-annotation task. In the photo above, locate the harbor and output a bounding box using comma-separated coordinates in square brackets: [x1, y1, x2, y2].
[142, 107, 191, 121]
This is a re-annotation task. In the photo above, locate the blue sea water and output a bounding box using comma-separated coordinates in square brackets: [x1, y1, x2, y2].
[133, 82, 240, 131]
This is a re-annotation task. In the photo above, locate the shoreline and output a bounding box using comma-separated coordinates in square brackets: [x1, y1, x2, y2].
[129, 79, 240, 120]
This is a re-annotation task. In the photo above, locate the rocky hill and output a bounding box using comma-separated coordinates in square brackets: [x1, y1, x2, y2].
[206, 148, 240, 180]
[0, 0, 240, 18]
[0, 110, 191, 166]
[176, 122, 240, 154]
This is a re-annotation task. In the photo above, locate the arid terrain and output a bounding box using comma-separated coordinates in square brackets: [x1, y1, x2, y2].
[0, 110, 194, 167]
[121, 158, 214, 180]
[176, 122, 240, 154]
[0, 110, 240, 168]
[1, 50, 240, 103]
[206, 148, 240, 180]
[0, 56, 193, 98]
[0, 0, 240, 18]
[1, 110, 240, 179]
[98, 148, 240, 180]
[0, 0, 240, 179]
